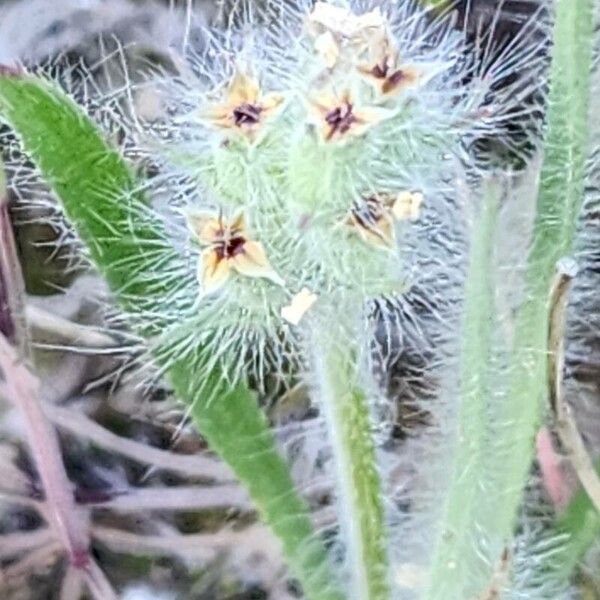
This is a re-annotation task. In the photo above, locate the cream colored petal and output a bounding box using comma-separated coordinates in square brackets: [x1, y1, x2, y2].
[231, 241, 284, 286]
[381, 65, 423, 96]
[392, 192, 423, 221]
[187, 213, 218, 240]
[227, 69, 260, 105]
[354, 8, 386, 31]
[308, 2, 353, 34]
[308, 91, 339, 117]
[314, 31, 340, 68]
[281, 288, 318, 326]
[261, 93, 285, 118]
[199, 104, 238, 131]
[229, 211, 246, 235]
[200, 248, 231, 293]
[350, 213, 395, 249]
[185, 213, 224, 245]
[374, 213, 395, 246]
[307, 92, 357, 142]
[365, 28, 394, 65]
[309, 3, 385, 38]
[198, 218, 225, 245]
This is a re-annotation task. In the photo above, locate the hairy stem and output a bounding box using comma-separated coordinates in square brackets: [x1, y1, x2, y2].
[488, 0, 595, 561]
[312, 325, 389, 600]
[426, 179, 501, 598]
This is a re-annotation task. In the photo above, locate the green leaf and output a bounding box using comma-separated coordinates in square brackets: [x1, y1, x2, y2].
[0, 74, 343, 600]
[490, 0, 595, 562]
[426, 179, 501, 598]
[427, 0, 596, 592]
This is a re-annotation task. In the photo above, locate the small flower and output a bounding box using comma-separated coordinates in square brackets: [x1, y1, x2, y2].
[205, 68, 284, 142]
[308, 90, 388, 143]
[313, 30, 340, 69]
[345, 194, 396, 249]
[307, 2, 387, 68]
[343, 190, 424, 249]
[187, 211, 284, 293]
[281, 288, 318, 325]
[359, 34, 424, 97]
[307, 2, 385, 41]
[391, 191, 423, 221]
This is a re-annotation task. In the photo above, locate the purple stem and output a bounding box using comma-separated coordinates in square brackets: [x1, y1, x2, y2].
[0, 172, 91, 568]
[0, 190, 28, 355]
[0, 334, 91, 567]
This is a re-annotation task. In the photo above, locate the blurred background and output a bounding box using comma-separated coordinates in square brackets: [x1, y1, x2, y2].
[3, 1, 600, 599]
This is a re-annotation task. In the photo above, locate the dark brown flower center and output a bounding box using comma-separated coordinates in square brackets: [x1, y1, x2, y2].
[233, 103, 263, 127]
[325, 102, 357, 139]
[214, 233, 247, 260]
[371, 58, 390, 80]
[352, 195, 385, 229]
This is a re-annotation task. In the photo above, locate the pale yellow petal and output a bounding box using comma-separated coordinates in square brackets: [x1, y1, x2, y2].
[262, 93, 284, 111]
[198, 218, 225, 245]
[200, 248, 231, 293]
[392, 192, 423, 221]
[187, 212, 218, 240]
[204, 105, 236, 129]
[308, 91, 339, 117]
[261, 93, 285, 120]
[232, 241, 284, 285]
[381, 65, 423, 96]
[354, 8, 386, 31]
[308, 2, 385, 38]
[348, 213, 395, 249]
[308, 2, 353, 34]
[229, 211, 246, 235]
[314, 31, 340, 68]
[227, 69, 260, 105]
[374, 213, 395, 246]
[365, 28, 394, 65]
[281, 288, 318, 326]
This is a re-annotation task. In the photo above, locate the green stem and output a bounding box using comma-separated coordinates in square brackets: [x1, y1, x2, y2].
[426, 179, 501, 598]
[312, 326, 389, 600]
[0, 74, 343, 600]
[487, 0, 595, 560]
